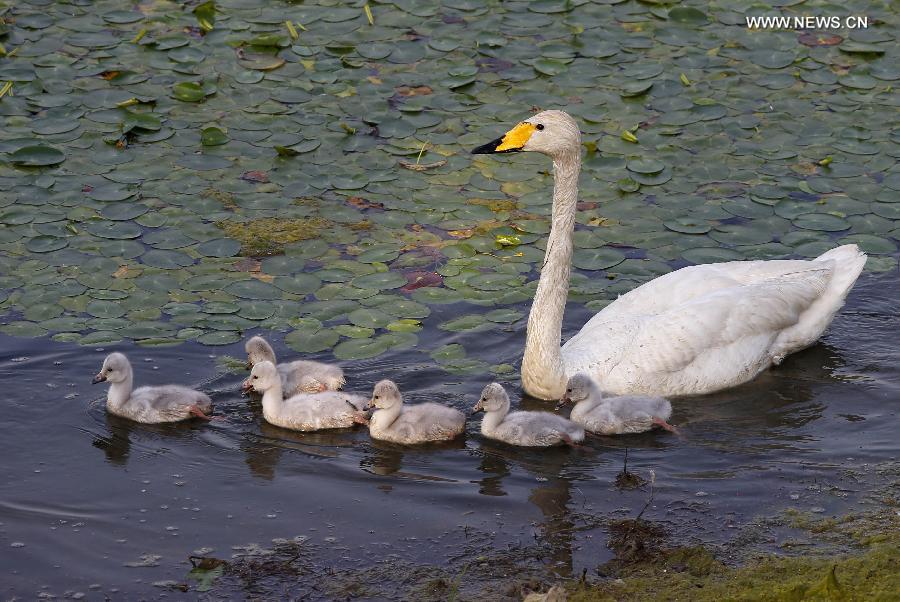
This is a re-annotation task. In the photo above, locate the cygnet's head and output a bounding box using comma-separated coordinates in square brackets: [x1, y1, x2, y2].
[92, 352, 131, 385]
[559, 373, 600, 407]
[245, 336, 276, 368]
[471, 110, 581, 159]
[472, 382, 510, 414]
[367, 379, 402, 411]
[244, 360, 279, 394]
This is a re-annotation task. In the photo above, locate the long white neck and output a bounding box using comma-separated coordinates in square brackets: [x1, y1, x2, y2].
[106, 370, 134, 410]
[370, 403, 402, 433]
[480, 401, 510, 436]
[261, 382, 284, 418]
[522, 149, 581, 400]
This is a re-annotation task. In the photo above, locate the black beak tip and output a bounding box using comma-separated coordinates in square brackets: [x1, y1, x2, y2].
[471, 137, 504, 155]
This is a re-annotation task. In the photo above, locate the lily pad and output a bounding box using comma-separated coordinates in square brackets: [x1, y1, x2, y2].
[572, 248, 626, 270]
[8, 145, 65, 166]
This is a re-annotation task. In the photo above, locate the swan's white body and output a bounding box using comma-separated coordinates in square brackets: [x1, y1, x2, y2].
[245, 336, 344, 396]
[93, 353, 212, 424]
[563, 374, 672, 435]
[365, 380, 465, 444]
[474, 383, 585, 447]
[474, 111, 867, 400]
[246, 361, 365, 431]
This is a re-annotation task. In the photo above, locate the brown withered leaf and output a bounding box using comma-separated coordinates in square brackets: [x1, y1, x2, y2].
[233, 257, 262, 272]
[799, 32, 843, 47]
[113, 265, 130, 278]
[395, 85, 432, 97]
[347, 196, 384, 210]
[250, 272, 274, 283]
[401, 271, 443, 292]
[447, 228, 474, 239]
[240, 170, 269, 183]
[99, 71, 120, 80]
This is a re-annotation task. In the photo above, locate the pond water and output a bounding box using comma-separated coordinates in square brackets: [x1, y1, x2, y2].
[2, 271, 898, 599]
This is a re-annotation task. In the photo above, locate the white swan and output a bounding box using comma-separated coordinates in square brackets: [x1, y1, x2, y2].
[357, 380, 465, 444]
[244, 335, 344, 395]
[472, 110, 867, 400]
[472, 383, 584, 447]
[245, 361, 366, 431]
[559, 373, 675, 435]
[92, 352, 212, 423]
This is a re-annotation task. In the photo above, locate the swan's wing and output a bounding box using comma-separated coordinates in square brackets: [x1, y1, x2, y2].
[593, 258, 834, 323]
[130, 385, 210, 420]
[566, 267, 831, 390]
[503, 412, 576, 446]
[395, 404, 465, 439]
[279, 360, 345, 393]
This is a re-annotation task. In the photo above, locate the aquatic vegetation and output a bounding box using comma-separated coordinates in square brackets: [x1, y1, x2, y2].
[573, 497, 900, 601]
[0, 0, 896, 363]
[215, 217, 333, 257]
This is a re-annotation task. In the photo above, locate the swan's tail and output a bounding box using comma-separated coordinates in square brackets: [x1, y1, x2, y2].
[773, 244, 866, 360]
[814, 244, 868, 301]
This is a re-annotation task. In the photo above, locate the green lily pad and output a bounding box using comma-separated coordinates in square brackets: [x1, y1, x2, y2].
[333, 337, 390, 360]
[572, 248, 626, 271]
[8, 145, 65, 166]
[197, 331, 241, 346]
[172, 82, 207, 102]
[86, 300, 126, 318]
[350, 271, 407, 290]
[201, 127, 229, 146]
[682, 247, 744, 264]
[197, 238, 241, 257]
[348, 308, 393, 329]
[792, 213, 851, 232]
[664, 217, 711, 234]
[26, 236, 68, 253]
[226, 280, 282, 300]
[627, 159, 665, 175]
[335, 324, 376, 338]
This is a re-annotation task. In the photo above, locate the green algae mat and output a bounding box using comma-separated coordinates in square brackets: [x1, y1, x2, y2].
[0, 0, 897, 356]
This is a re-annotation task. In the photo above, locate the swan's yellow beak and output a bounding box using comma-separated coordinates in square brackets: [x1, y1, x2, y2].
[471, 122, 536, 154]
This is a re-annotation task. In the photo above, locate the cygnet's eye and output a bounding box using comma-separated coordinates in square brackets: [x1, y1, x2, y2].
[374, 395, 379, 400]
[535, 123, 544, 131]
[252, 375, 258, 379]
[480, 397, 486, 402]
[566, 388, 571, 392]
[107, 368, 114, 372]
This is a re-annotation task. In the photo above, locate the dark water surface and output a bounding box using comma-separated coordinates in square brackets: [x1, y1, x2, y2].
[2, 272, 898, 599]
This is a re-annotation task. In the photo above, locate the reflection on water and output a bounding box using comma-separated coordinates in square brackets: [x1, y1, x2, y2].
[1, 274, 898, 598]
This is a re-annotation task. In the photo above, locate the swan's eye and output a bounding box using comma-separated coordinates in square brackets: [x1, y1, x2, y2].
[566, 388, 571, 392]
[481, 397, 486, 402]
[253, 375, 258, 379]
[535, 123, 544, 131]
[374, 395, 379, 400]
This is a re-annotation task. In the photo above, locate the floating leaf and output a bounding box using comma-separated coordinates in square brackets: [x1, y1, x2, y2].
[201, 127, 228, 146]
[193, 1, 216, 33]
[8, 145, 65, 166]
[172, 82, 206, 102]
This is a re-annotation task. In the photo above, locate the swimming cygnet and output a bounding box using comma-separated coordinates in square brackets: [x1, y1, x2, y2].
[244, 335, 344, 395]
[245, 361, 366, 431]
[92, 352, 212, 423]
[354, 380, 465, 444]
[472, 383, 584, 447]
[559, 373, 676, 435]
